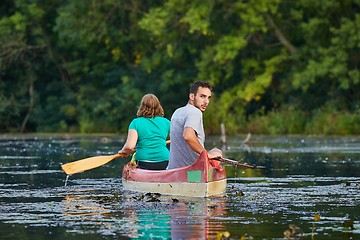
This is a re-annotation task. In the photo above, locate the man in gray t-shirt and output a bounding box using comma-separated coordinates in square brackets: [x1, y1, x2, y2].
[167, 81, 222, 169]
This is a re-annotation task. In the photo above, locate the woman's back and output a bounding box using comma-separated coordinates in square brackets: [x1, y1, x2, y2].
[130, 116, 170, 161]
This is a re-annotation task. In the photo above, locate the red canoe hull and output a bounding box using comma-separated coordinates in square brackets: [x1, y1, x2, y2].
[122, 151, 227, 197]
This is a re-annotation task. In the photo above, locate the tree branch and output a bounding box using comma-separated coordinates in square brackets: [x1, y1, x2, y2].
[265, 14, 297, 55]
[20, 66, 35, 133]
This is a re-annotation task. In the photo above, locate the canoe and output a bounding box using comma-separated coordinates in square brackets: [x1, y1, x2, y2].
[122, 150, 227, 197]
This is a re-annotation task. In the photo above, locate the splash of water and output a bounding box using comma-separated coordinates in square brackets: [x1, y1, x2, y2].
[64, 174, 70, 187]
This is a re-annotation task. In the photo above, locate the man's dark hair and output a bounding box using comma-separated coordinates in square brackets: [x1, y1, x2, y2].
[189, 81, 212, 94]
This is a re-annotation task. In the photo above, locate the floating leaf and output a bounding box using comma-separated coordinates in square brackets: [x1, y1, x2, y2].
[236, 191, 245, 196]
[216, 231, 230, 240]
[343, 219, 354, 230]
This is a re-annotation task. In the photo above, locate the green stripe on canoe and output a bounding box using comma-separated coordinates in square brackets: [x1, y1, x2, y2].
[187, 170, 202, 183]
[208, 169, 213, 181]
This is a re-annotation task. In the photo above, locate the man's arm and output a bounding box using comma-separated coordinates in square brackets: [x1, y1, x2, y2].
[183, 127, 223, 159]
[183, 127, 204, 154]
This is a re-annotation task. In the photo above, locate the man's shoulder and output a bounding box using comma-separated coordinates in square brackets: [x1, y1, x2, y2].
[173, 104, 201, 119]
[172, 105, 185, 116]
[175, 104, 201, 114]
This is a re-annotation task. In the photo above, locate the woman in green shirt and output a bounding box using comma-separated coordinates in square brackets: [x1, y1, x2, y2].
[118, 94, 170, 170]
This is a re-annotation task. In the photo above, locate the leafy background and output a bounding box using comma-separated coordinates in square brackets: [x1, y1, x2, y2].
[0, 0, 359, 135]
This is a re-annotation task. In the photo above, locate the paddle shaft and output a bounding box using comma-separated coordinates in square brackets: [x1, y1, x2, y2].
[213, 157, 255, 168]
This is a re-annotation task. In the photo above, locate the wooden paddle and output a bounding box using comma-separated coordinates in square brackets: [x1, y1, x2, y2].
[61, 153, 125, 175]
[61, 140, 171, 175]
[212, 157, 258, 169]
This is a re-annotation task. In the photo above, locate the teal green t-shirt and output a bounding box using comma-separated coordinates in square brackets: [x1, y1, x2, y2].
[129, 116, 170, 162]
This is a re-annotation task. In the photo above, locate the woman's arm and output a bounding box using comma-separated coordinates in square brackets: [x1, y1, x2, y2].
[118, 129, 138, 156]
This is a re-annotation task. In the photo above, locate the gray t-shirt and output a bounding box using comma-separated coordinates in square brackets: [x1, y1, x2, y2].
[167, 103, 205, 169]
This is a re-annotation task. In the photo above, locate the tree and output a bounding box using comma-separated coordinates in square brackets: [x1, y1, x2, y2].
[138, 0, 360, 133]
[0, 1, 51, 132]
[1, 0, 359, 134]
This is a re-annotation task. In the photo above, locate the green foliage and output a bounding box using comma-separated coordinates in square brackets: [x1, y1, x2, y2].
[0, 0, 60, 132]
[0, 0, 359, 135]
[305, 106, 360, 135]
[204, 90, 247, 135]
[292, 1, 359, 95]
[242, 104, 360, 135]
[241, 55, 286, 102]
[247, 107, 306, 135]
[138, 6, 170, 36]
[180, 1, 213, 34]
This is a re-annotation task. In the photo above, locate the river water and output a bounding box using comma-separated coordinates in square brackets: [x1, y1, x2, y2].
[0, 134, 359, 239]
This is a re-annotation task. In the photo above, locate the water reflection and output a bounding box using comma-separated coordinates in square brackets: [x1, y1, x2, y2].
[62, 191, 227, 239]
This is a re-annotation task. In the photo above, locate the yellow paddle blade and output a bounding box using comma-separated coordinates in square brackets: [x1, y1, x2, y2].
[61, 154, 122, 175]
[61, 140, 169, 175]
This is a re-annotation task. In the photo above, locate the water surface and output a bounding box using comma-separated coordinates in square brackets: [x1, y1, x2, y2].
[0, 135, 359, 239]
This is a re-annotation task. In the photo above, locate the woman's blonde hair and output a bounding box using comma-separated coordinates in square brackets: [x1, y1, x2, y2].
[137, 94, 164, 118]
